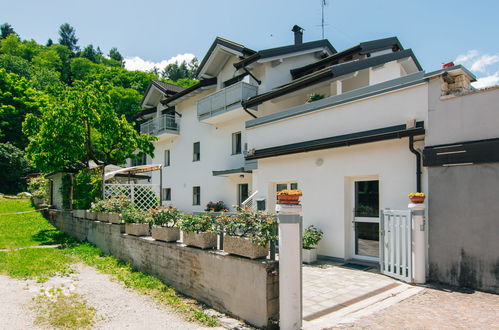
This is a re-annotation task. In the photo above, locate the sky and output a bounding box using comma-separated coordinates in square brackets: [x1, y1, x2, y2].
[2, 0, 499, 87]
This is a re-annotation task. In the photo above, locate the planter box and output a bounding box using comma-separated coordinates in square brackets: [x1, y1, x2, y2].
[152, 226, 180, 242]
[224, 235, 269, 259]
[96, 212, 109, 222]
[302, 248, 317, 264]
[72, 210, 86, 218]
[125, 223, 150, 236]
[108, 213, 122, 224]
[182, 232, 217, 249]
[86, 211, 97, 220]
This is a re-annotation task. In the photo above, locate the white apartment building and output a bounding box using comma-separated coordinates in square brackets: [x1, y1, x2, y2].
[137, 27, 476, 261]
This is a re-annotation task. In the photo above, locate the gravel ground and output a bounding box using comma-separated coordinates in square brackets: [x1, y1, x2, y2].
[0, 263, 227, 329]
[334, 284, 499, 329]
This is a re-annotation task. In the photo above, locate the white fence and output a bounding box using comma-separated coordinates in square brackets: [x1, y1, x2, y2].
[380, 209, 413, 282]
[104, 184, 160, 210]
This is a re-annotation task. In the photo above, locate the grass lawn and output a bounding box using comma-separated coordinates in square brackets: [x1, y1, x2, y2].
[0, 197, 219, 327]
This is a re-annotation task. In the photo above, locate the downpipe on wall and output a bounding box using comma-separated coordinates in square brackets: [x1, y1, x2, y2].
[409, 136, 422, 192]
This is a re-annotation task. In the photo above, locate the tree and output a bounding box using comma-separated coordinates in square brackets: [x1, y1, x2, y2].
[161, 58, 198, 81]
[58, 23, 79, 53]
[0, 23, 16, 39]
[0, 34, 23, 57]
[23, 81, 156, 173]
[32, 48, 62, 71]
[108, 47, 123, 65]
[0, 54, 32, 78]
[0, 69, 48, 149]
[46, 38, 53, 46]
[0, 142, 31, 194]
[81, 44, 99, 63]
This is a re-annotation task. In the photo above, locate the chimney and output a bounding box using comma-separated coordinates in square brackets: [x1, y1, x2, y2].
[292, 25, 304, 45]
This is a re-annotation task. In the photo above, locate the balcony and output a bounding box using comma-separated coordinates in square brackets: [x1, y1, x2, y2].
[140, 114, 179, 140]
[197, 81, 258, 124]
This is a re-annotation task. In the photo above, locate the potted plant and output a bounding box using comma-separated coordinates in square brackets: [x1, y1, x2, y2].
[150, 206, 181, 242]
[408, 192, 425, 204]
[123, 207, 150, 236]
[178, 213, 217, 249]
[89, 199, 108, 222]
[205, 201, 229, 213]
[307, 93, 325, 103]
[222, 206, 276, 259]
[277, 189, 302, 205]
[302, 225, 324, 264]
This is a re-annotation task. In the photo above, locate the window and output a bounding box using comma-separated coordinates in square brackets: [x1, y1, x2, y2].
[232, 132, 242, 155]
[238, 183, 249, 205]
[131, 154, 147, 167]
[354, 180, 379, 217]
[164, 149, 170, 166]
[193, 142, 200, 161]
[193, 186, 201, 205]
[162, 188, 171, 201]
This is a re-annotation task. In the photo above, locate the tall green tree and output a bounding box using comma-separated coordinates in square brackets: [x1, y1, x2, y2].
[0, 23, 16, 39]
[161, 58, 198, 81]
[108, 47, 123, 65]
[81, 44, 99, 63]
[58, 23, 79, 53]
[23, 81, 155, 173]
[0, 142, 31, 194]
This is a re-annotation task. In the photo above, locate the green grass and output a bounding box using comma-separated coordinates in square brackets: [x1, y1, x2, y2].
[0, 197, 219, 327]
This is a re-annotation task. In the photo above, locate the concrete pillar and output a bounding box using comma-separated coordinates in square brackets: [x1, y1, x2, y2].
[276, 204, 302, 330]
[409, 203, 426, 284]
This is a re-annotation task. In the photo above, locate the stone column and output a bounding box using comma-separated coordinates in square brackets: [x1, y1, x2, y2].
[409, 202, 426, 284]
[276, 204, 302, 330]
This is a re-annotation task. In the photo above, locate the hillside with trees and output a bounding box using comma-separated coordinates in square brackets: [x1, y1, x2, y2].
[0, 22, 198, 194]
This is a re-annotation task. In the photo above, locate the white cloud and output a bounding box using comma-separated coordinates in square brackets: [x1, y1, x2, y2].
[455, 50, 479, 64]
[470, 54, 499, 73]
[123, 53, 196, 72]
[472, 71, 499, 89]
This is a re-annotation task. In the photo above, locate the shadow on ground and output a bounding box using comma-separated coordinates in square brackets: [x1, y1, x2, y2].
[32, 229, 77, 246]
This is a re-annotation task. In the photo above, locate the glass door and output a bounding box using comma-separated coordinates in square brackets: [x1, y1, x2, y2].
[353, 180, 380, 261]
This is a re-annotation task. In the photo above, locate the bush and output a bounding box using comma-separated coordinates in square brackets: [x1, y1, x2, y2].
[178, 213, 216, 233]
[27, 175, 49, 200]
[149, 206, 180, 227]
[302, 225, 324, 249]
[222, 206, 277, 247]
[121, 207, 148, 224]
[0, 142, 31, 194]
[89, 196, 132, 213]
[205, 201, 228, 212]
[73, 168, 102, 210]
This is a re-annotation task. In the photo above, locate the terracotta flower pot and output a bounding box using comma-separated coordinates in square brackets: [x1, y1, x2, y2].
[409, 196, 425, 203]
[152, 226, 180, 242]
[182, 232, 217, 249]
[277, 194, 300, 205]
[224, 235, 269, 259]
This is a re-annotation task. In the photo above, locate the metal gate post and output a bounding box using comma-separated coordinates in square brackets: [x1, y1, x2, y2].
[409, 203, 426, 283]
[276, 204, 302, 330]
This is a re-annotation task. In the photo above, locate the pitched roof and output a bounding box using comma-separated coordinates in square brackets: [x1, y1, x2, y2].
[242, 49, 421, 108]
[161, 77, 217, 106]
[290, 37, 405, 79]
[233, 39, 336, 69]
[139, 80, 186, 108]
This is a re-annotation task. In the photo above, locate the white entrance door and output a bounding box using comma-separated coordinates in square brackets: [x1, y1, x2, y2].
[352, 180, 380, 262]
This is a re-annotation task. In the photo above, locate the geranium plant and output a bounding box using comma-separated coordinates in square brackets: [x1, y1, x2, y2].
[121, 207, 148, 224]
[223, 206, 278, 247]
[90, 196, 132, 213]
[205, 201, 229, 212]
[302, 225, 324, 249]
[178, 213, 216, 233]
[277, 189, 302, 196]
[149, 206, 180, 228]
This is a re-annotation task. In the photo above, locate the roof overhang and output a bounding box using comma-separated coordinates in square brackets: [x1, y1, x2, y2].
[212, 167, 252, 177]
[161, 77, 217, 107]
[104, 164, 162, 180]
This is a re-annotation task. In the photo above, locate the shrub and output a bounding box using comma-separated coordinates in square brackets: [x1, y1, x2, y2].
[73, 168, 102, 210]
[0, 142, 31, 194]
[223, 206, 277, 247]
[121, 207, 148, 224]
[149, 206, 180, 227]
[178, 213, 216, 233]
[89, 196, 132, 213]
[27, 175, 49, 200]
[205, 201, 228, 212]
[302, 225, 324, 249]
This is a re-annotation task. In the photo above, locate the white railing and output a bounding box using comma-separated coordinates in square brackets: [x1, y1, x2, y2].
[140, 114, 178, 136]
[242, 190, 258, 210]
[104, 183, 160, 210]
[197, 81, 258, 118]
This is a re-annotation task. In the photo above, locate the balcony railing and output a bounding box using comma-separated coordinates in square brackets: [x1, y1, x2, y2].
[140, 114, 179, 136]
[197, 81, 258, 119]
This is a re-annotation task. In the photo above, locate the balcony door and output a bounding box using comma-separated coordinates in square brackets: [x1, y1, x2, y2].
[352, 180, 380, 262]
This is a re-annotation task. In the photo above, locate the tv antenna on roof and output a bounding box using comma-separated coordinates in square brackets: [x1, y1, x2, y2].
[321, 0, 328, 39]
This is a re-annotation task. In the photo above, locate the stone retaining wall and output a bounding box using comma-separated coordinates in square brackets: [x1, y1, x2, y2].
[47, 210, 279, 327]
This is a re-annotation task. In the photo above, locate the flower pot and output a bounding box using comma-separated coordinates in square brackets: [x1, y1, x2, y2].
[125, 223, 150, 236]
[409, 196, 425, 204]
[152, 226, 180, 242]
[277, 194, 300, 205]
[108, 213, 122, 224]
[86, 211, 97, 220]
[302, 248, 317, 264]
[182, 232, 217, 249]
[224, 235, 269, 259]
[96, 212, 109, 222]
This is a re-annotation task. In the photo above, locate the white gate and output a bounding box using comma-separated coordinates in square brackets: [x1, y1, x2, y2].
[380, 209, 412, 282]
[104, 184, 160, 210]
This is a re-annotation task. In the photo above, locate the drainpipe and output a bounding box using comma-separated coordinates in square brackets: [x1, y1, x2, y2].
[409, 136, 422, 192]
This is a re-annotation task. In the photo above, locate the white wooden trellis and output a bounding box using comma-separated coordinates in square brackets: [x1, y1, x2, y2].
[380, 209, 413, 282]
[104, 183, 160, 210]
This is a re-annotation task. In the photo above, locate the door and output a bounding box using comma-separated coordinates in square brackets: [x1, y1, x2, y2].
[238, 183, 249, 205]
[352, 180, 380, 262]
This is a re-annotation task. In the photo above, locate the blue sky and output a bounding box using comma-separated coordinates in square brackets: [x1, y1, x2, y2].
[2, 0, 499, 86]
